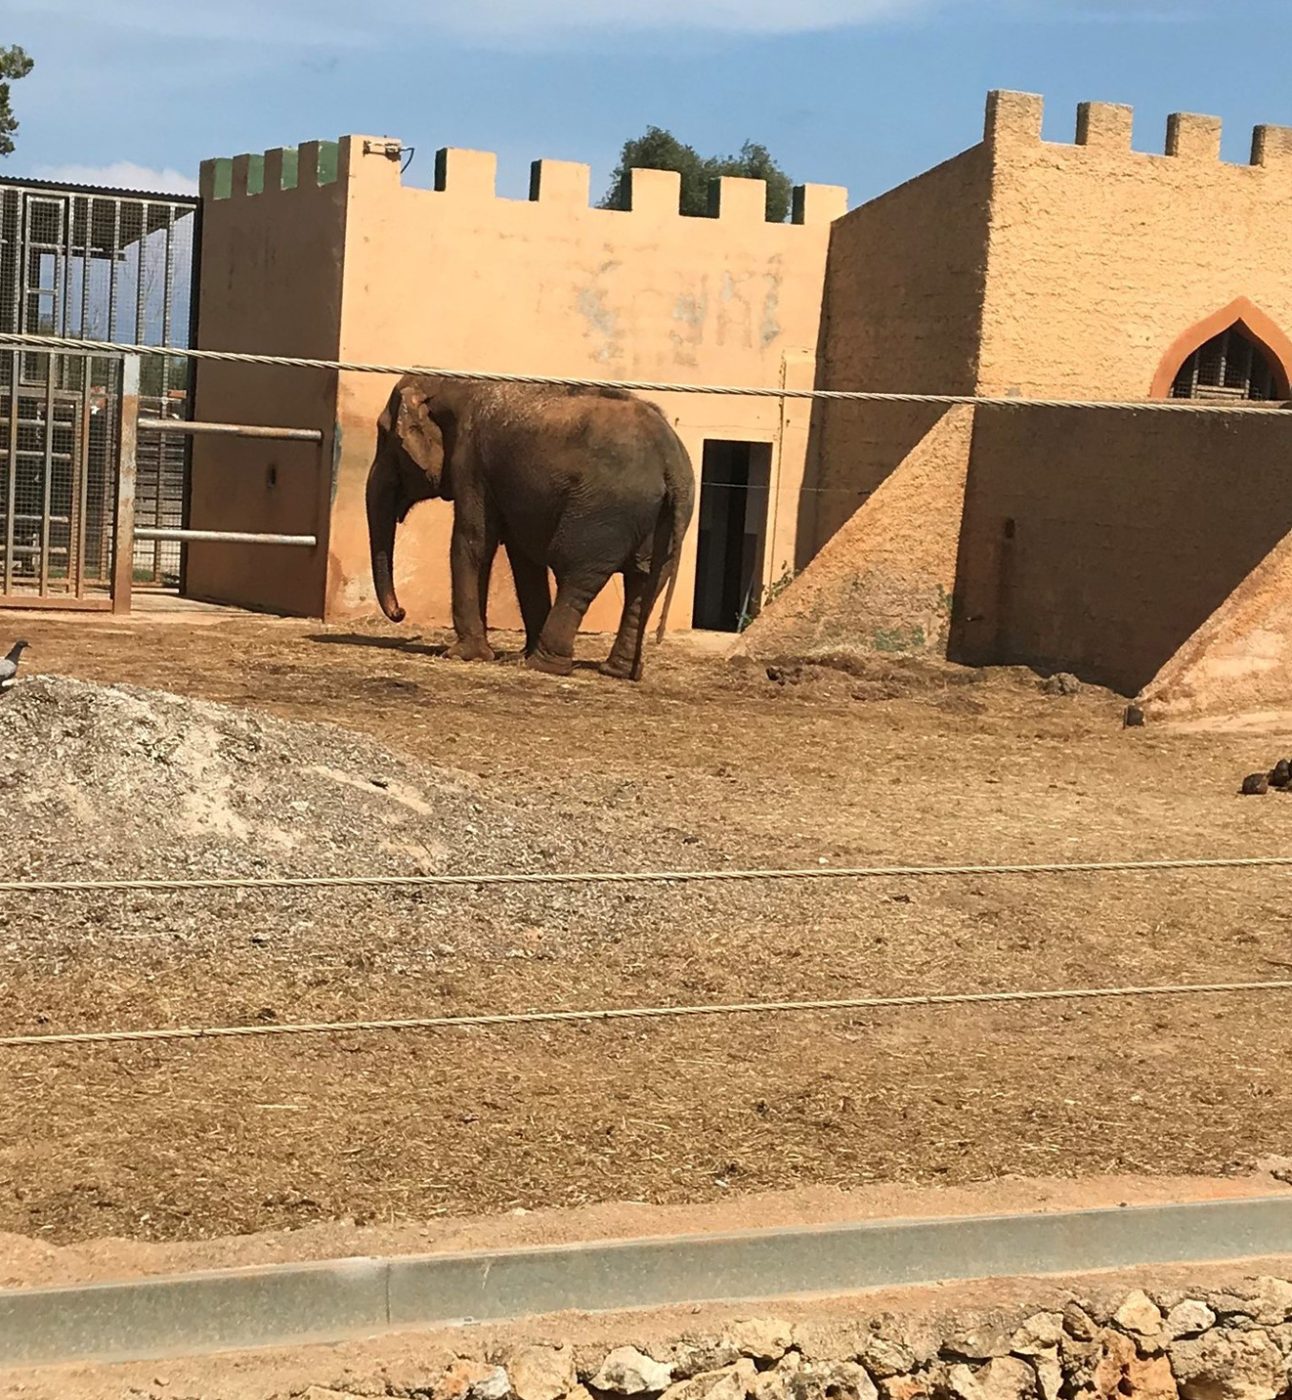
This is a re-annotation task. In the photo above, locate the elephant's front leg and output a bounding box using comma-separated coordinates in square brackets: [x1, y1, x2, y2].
[447, 505, 498, 662]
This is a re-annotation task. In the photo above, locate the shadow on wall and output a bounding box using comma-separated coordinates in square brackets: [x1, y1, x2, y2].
[795, 397, 949, 571]
[949, 407, 1292, 696]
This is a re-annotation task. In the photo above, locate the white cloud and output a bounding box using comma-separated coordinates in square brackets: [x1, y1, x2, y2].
[7, 0, 371, 47]
[32, 161, 199, 196]
[9, 0, 925, 43]
[438, 0, 921, 34]
[6, 0, 1205, 48]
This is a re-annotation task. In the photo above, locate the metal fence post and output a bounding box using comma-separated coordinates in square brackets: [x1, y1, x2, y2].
[111, 354, 140, 615]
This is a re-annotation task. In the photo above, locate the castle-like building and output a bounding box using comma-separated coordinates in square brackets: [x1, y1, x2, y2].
[187, 91, 1292, 714]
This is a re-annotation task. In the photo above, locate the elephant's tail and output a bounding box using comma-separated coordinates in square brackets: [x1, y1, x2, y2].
[653, 473, 694, 645]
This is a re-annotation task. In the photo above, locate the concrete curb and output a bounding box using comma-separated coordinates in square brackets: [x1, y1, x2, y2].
[3, 1195, 1292, 1370]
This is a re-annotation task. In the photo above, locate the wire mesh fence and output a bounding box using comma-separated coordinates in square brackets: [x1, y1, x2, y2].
[0, 177, 199, 601]
[0, 350, 124, 600]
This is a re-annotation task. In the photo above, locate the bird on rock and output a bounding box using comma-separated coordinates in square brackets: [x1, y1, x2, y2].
[0, 640, 29, 692]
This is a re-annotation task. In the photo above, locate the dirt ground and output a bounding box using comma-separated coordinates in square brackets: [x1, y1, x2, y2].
[3, 610, 1292, 1249]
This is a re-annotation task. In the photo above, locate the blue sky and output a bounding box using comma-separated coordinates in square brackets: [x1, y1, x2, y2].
[6, 1, 1292, 207]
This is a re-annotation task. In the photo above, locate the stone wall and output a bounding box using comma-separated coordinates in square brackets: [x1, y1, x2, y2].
[289, 1275, 1292, 1400]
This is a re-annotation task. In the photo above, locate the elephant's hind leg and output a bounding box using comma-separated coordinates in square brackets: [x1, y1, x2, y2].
[602, 506, 673, 681]
[527, 566, 614, 677]
[600, 567, 658, 681]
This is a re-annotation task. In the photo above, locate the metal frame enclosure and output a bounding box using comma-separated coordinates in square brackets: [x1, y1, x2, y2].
[0, 175, 201, 608]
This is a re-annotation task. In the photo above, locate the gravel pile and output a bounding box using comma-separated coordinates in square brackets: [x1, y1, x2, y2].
[0, 675, 738, 971]
[0, 675, 577, 884]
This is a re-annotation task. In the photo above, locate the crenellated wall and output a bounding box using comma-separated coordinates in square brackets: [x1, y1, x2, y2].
[186, 94, 1292, 714]
[185, 140, 349, 615]
[977, 91, 1292, 400]
[190, 132, 846, 629]
[327, 139, 845, 630]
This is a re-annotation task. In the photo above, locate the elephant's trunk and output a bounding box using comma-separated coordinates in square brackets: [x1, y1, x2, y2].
[366, 460, 406, 624]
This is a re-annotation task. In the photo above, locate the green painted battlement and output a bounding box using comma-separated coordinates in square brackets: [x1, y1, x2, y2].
[198, 134, 849, 227]
[200, 141, 340, 201]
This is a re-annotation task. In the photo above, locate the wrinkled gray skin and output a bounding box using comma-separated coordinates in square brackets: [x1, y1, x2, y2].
[366, 374, 695, 680]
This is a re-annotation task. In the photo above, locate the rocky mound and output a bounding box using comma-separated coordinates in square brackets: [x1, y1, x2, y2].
[0, 675, 581, 885]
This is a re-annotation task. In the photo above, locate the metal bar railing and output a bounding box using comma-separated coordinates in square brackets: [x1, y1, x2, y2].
[133, 527, 317, 547]
[103, 360, 326, 602]
[136, 418, 322, 443]
[0, 351, 329, 613]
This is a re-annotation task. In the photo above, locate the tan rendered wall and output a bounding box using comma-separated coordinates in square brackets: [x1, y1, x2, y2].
[324, 141, 847, 632]
[804, 134, 992, 559]
[1140, 526, 1292, 720]
[977, 93, 1292, 399]
[735, 405, 974, 660]
[187, 142, 349, 616]
[950, 408, 1292, 696]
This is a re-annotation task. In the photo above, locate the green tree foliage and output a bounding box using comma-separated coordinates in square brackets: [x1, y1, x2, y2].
[599, 126, 794, 222]
[0, 45, 33, 158]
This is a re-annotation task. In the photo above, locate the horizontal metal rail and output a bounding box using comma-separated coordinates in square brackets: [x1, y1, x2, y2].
[136, 417, 323, 443]
[133, 527, 317, 547]
[0, 594, 110, 612]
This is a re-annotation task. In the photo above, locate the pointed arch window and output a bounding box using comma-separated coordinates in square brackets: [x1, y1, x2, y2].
[1169, 324, 1280, 402]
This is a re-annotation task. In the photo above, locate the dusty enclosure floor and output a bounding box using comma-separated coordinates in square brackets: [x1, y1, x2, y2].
[3, 614, 1292, 1247]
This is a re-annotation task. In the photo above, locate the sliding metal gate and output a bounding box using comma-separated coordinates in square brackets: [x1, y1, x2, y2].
[0, 176, 199, 606]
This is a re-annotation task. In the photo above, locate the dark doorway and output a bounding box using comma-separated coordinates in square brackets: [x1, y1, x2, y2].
[691, 439, 771, 631]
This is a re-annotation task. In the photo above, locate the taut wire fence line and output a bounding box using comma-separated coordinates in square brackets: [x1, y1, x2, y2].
[3, 331, 1292, 413]
[5, 978, 1292, 1051]
[3, 851, 1292, 897]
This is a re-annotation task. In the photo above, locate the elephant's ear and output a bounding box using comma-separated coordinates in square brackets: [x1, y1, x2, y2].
[393, 383, 444, 481]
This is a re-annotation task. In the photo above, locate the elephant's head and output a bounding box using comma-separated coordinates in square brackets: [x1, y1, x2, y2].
[366, 377, 453, 624]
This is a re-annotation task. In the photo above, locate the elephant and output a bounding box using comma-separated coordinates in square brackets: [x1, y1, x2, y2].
[366, 374, 695, 680]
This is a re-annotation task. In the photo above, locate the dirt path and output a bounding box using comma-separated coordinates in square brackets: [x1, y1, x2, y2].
[2, 613, 1292, 1246]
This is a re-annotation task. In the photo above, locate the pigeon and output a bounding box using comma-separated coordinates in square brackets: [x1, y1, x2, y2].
[0, 640, 29, 692]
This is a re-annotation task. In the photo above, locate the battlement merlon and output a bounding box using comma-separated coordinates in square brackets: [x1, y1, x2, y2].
[200, 134, 849, 225]
[1166, 112, 1222, 161]
[199, 140, 341, 200]
[984, 89, 1292, 168]
[1076, 101, 1133, 151]
[1251, 124, 1292, 168]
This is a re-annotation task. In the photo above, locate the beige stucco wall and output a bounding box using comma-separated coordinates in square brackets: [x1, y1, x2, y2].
[187, 142, 348, 616]
[976, 92, 1292, 399]
[804, 132, 992, 560]
[736, 405, 974, 660]
[322, 141, 846, 632]
[1140, 525, 1292, 720]
[951, 407, 1292, 696]
[184, 92, 1292, 708]
[190, 133, 844, 629]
